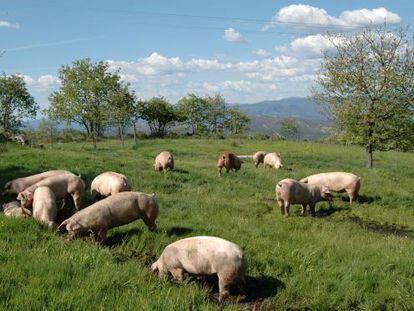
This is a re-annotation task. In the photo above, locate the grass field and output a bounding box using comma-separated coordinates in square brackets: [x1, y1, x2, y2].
[1, 138, 414, 310]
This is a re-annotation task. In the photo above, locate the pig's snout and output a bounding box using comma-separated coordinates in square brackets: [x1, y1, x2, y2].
[148, 223, 157, 231]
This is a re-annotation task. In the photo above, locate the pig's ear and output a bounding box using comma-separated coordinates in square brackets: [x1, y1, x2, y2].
[151, 262, 159, 273]
[4, 181, 11, 190]
[150, 192, 156, 197]
[17, 192, 24, 201]
[67, 221, 81, 232]
[277, 152, 281, 156]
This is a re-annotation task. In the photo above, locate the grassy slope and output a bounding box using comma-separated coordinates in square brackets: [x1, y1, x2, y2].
[0, 139, 413, 310]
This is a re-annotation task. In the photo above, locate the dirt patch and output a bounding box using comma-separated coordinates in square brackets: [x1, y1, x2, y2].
[339, 215, 414, 239]
[112, 249, 156, 266]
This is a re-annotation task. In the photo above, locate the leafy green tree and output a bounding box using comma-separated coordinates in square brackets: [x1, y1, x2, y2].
[48, 59, 122, 149]
[312, 26, 414, 168]
[223, 108, 250, 135]
[279, 118, 299, 140]
[139, 97, 181, 138]
[176, 94, 208, 135]
[205, 94, 227, 134]
[108, 86, 136, 147]
[0, 74, 38, 133]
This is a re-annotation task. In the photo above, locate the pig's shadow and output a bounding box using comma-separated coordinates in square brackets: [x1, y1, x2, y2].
[355, 195, 378, 204]
[173, 169, 189, 174]
[166, 226, 193, 237]
[314, 205, 345, 218]
[104, 228, 142, 247]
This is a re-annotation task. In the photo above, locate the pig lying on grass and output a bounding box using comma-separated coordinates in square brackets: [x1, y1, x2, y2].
[91, 171, 131, 202]
[264, 152, 283, 169]
[276, 178, 332, 217]
[32, 186, 57, 228]
[3, 170, 73, 196]
[58, 191, 158, 242]
[152, 236, 247, 301]
[2, 201, 32, 218]
[17, 173, 85, 211]
[217, 152, 243, 177]
[300, 172, 361, 204]
[154, 151, 174, 172]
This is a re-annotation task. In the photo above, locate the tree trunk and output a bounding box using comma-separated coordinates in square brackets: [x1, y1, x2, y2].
[92, 124, 97, 150]
[133, 122, 137, 145]
[119, 124, 124, 148]
[367, 144, 373, 169]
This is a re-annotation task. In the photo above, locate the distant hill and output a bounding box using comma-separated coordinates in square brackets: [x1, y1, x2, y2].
[233, 97, 326, 121]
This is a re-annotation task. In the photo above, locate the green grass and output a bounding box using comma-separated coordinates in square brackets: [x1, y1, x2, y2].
[0, 138, 413, 310]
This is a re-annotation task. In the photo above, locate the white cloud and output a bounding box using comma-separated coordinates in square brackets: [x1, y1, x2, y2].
[0, 20, 20, 29]
[264, 5, 401, 30]
[223, 28, 246, 43]
[253, 49, 272, 58]
[290, 34, 344, 58]
[18, 74, 60, 90]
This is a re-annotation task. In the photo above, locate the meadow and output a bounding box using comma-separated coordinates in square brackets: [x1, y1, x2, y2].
[0, 138, 413, 310]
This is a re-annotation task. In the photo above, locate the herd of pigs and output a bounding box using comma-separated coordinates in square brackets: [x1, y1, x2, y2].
[1, 150, 361, 301]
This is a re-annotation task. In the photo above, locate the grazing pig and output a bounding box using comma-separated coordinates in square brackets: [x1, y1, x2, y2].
[217, 152, 243, 177]
[151, 236, 247, 301]
[300, 172, 361, 204]
[264, 152, 283, 169]
[252, 151, 267, 168]
[154, 151, 174, 172]
[32, 186, 57, 227]
[3, 170, 73, 196]
[17, 173, 85, 211]
[91, 172, 131, 202]
[2, 201, 32, 218]
[276, 178, 332, 217]
[58, 191, 158, 242]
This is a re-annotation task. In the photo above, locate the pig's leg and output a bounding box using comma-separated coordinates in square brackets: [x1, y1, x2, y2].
[218, 167, 222, 177]
[283, 202, 290, 217]
[347, 189, 357, 204]
[309, 204, 316, 217]
[218, 272, 233, 302]
[277, 199, 284, 215]
[97, 229, 107, 243]
[301, 204, 307, 216]
[170, 268, 185, 282]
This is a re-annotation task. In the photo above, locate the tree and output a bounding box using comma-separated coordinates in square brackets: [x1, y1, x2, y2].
[205, 94, 227, 134]
[312, 26, 414, 168]
[37, 118, 58, 147]
[223, 108, 250, 135]
[48, 59, 123, 149]
[108, 86, 135, 147]
[0, 74, 38, 133]
[279, 118, 299, 140]
[139, 97, 181, 138]
[176, 94, 208, 135]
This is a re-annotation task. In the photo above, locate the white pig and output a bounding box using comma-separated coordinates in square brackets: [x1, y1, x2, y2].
[300, 172, 361, 204]
[17, 173, 85, 211]
[151, 236, 247, 301]
[32, 186, 57, 227]
[154, 151, 174, 172]
[90, 172, 131, 202]
[2, 201, 32, 218]
[264, 152, 283, 169]
[252, 151, 267, 168]
[58, 191, 158, 242]
[276, 178, 332, 217]
[3, 170, 73, 196]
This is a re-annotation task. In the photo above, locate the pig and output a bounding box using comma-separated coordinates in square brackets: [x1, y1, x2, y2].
[151, 236, 247, 301]
[264, 152, 283, 169]
[276, 178, 332, 217]
[91, 171, 131, 202]
[2, 201, 32, 218]
[32, 186, 57, 228]
[217, 152, 243, 177]
[252, 151, 267, 168]
[3, 170, 73, 196]
[17, 173, 85, 211]
[58, 191, 158, 242]
[300, 172, 361, 204]
[154, 151, 174, 172]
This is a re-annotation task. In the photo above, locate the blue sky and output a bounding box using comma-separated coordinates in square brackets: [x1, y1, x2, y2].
[1, 0, 412, 108]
